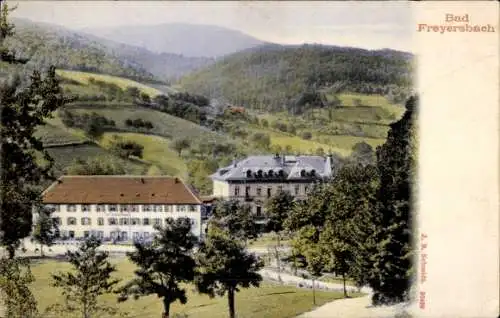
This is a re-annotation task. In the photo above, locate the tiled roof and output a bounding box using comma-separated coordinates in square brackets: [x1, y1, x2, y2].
[42, 176, 202, 204]
[210, 154, 339, 181]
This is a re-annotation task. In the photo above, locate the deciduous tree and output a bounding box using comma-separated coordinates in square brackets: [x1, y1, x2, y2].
[50, 237, 121, 318]
[211, 199, 258, 244]
[195, 226, 263, 318]
[117, 218, 197, 318]
[32, 206, 59, 257]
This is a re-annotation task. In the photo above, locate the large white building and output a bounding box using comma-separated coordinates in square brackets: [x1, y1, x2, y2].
[209, 154, 338, 220]
[36, 176, 203, 241]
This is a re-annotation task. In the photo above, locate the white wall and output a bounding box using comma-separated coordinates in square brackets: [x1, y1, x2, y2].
[35, 204, 202, 239]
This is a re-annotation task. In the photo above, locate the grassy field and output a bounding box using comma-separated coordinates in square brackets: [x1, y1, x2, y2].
[249, 233, 292, 249]
[30, 258, 354, 318]
[35, 123, 87, 146]
[56, 70, 163, 97]
[100, 132, 188, 179]
[65, 105, 234, 146]
[45, 143, 148, 176]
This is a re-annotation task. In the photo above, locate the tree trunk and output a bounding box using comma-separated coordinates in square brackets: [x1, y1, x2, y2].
[7, 245, 15, 259]
[342, 272, 347, 298]
[276, 232, 281, 282]
[228, 287, 236, 318]
[312, 277, 316, 305]
[40, 244, 44, 257]
[162, 298, 171, 318]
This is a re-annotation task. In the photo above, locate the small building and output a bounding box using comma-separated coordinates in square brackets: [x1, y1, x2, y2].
[209, 154, 338, 221]
[36, 176, 203, 241]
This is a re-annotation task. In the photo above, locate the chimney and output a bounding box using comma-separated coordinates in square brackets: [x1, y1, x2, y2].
[141, 178, 145, 184]
[174, 177, 180, 184]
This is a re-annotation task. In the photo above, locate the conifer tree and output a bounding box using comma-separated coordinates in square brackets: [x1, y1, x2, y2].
[369, 96, 417, 305]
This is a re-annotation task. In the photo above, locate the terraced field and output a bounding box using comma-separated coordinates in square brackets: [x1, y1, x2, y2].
[99, 132, 188, 179]
[56, 69, 163, 97]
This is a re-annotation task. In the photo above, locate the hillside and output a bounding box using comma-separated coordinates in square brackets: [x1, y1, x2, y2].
[84, 23, 268, 58]
[6, 19, 213, 81]
[178, 43, 414, 111]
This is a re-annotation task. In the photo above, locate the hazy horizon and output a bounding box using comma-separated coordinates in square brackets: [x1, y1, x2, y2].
[11, 1, 415, 53]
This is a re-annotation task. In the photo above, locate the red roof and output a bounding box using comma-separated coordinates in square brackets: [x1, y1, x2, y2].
[42, 176, 202, 205]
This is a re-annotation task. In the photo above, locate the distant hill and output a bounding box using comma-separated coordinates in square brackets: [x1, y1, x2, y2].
[6, 19, 214, 81]
[83, 23, 268, 58]
[178, 43, 415, 112]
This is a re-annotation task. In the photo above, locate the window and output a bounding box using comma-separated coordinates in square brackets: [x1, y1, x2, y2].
[300, 170, 306, 177]
[133, 232, 140, 240]
[256, 187, 262, 196]
[108, 205, 117, 212]
[256, 206, 262, 217]
[234, 186, 240, 196]
[84, 231, 90, 238]
[52, 217, 62, 225]
[82, 205, 90, 212]
[164, 205, 172, 212]
[47, 205, 60, 212]
[153, 205, 163, 212]
[120, 205, 129, 212]
[143, 205, 152, 212]
[119, 218, 129, 225]
[68, 231, 75, 239]
[267, 187, 272, 197]
[294, 185, 300, 195]
[97, 217, 104, 226]
[246, 170, 252, 178]
[67, 217, 77, 225]
[245, 186, 251, 196]
[97, 231, 104, 239]
[188, 205, 197, 212]
[304, 185, 309, 193]
[108, 218, 117, 225]
[67, 205, 77, 212]
[131, 218, 140, 225]
[96, 205, 106, 212]
[143, 218, 150, 226]
[176, 205, 186, 212]
[130, 205, 138, 212]
[81, 217, 91, 226]
[277, 185, 283, 193]
[143, 232, 150, 239]
[154, 218, 162, 226]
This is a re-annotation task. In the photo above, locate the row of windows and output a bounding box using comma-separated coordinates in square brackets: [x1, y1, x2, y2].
[48, 204, 198, 213]
[54, 217, 197, 227]
[61, 231, 158, 240]
[234, 185, 309, 197]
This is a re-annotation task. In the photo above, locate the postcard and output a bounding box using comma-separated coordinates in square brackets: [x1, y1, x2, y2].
[0, 1, 498, 318]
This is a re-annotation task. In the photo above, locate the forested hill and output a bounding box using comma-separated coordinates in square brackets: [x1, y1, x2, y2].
[5, 19, 214, 82]
[178, 44, 415, 112]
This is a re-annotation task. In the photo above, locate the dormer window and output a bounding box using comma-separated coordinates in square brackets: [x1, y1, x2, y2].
[300, 170, 306, 177]
[246, 170, 252, 178]
[257, 170, 263, 178]
[310, 170, 316, 177]
[278, 170, 284, 177]
[268, 170, 274, 177]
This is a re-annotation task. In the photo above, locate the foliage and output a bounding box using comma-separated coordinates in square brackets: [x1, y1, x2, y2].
[300, 131, 312, 140]
[264, 190, 296, 235]
[186, 159, 218, 195]
[179, 44, 413, 113]
[32, 205, 59, 257]
[65, 156, 126, 175]
[368, 96, 417, 305]
[1, 63, 67, 257]
[108, 136, 144, 159]
[350, 141, 375, 166]
[60, 110, 116, 140]
[0, 257, 39, 318]
[151, 93, 208, 125]
[250, 132, 271, 150]
[170, 137, 191, 156]
[124, 118, 154, 130]
[211, 199, 258, 243]
[117, 218, 198, 318]
[50, 237, 121, 318]
[194, 225, 263, 318]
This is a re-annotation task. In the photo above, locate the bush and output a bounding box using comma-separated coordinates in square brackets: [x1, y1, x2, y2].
[301, 131, 313, 140]
[124, 118, 154, 130]
[110, 138, 144, 158]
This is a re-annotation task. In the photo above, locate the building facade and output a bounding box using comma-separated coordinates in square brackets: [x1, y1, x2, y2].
[36, 176, 203, 241]
[209, 154, 338, 219]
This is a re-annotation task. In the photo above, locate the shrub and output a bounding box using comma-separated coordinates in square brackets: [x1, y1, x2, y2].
[301, 131, 313, 140]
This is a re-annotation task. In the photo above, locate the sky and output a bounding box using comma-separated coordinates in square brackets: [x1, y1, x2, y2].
[11, 1, 415, 52]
